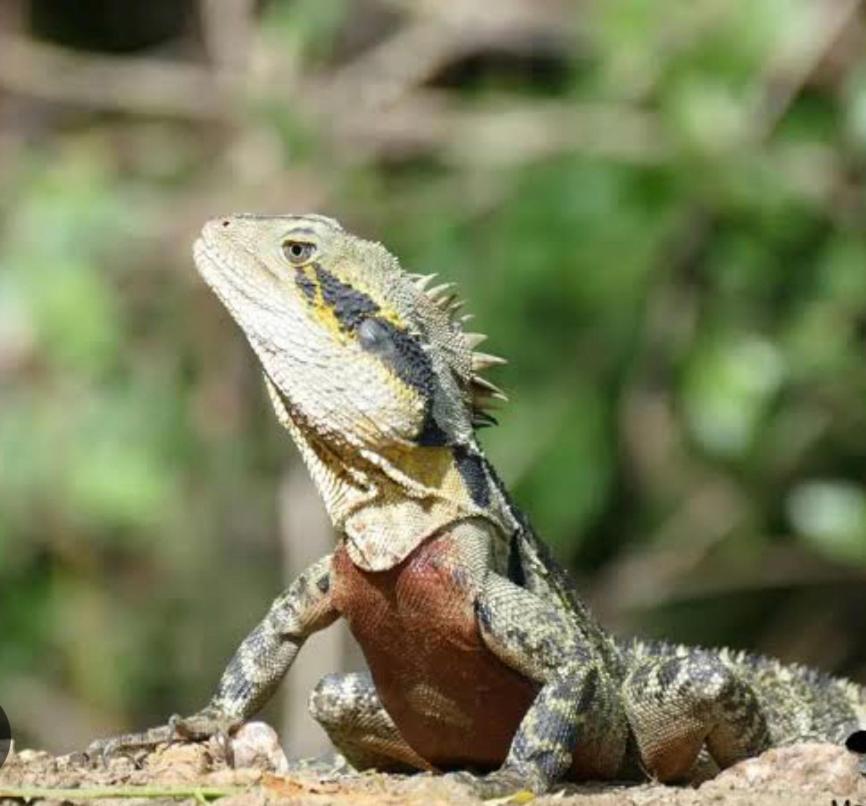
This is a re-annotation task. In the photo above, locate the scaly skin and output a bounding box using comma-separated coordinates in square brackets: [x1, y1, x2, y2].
[88, 214, 866, 794]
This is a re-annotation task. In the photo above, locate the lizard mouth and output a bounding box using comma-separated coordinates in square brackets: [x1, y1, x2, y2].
[192, 236, 261, 327]
[192, 237, 228, 296]
[192, 237, 208, 267]
[193, 236, 256, 296]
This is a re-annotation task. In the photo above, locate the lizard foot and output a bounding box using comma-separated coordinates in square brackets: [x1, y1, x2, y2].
[85, 707, 243, 764]
[443, 765, 545, 800]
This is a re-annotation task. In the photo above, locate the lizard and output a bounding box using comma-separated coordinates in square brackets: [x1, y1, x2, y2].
[88, 213, 866, 795]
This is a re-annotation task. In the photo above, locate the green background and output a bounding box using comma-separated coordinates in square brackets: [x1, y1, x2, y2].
[1, 0, 865, 752]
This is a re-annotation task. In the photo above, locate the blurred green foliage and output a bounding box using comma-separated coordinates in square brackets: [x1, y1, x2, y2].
[1, 0, 865, 751]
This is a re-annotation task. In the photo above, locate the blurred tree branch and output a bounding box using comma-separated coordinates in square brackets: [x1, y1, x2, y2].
[0, 32, 227, 119]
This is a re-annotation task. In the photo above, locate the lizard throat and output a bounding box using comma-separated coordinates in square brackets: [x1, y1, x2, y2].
[266, 373, 503, 571]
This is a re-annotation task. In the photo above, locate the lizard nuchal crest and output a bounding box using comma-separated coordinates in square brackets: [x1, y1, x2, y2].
[88, 213, 866, 796]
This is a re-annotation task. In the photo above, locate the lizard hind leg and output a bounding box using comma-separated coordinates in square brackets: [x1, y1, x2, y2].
[308, 672, 433, 773]
[622, 652, 771, 783]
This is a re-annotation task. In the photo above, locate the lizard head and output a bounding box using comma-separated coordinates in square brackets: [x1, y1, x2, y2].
[194, 213, 506, 454]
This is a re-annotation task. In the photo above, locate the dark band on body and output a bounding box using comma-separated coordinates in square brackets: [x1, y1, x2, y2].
[452, 445, 491, 508]
[508, 530, 527, 587]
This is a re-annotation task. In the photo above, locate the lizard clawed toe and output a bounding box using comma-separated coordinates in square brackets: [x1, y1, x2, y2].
[85, 723, 175, 764]
[85, 709, 242, 765]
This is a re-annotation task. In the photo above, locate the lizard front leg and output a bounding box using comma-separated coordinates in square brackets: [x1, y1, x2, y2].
[88, 554, 338, 759]
[458, 573, 629, 795]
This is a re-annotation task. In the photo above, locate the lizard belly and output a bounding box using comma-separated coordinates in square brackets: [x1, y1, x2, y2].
[331, 535, 538, 770]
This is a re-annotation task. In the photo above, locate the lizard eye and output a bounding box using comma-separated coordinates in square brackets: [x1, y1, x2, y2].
[283, 240, 315, 264]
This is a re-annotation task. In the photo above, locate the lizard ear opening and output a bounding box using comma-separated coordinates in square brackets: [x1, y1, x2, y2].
[845, 730, 866, 754]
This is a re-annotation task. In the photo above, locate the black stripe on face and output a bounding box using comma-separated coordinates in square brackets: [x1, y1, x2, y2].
[314, 263, 379, 331]
[311, 264, 449, 446]
[358, 318, 432, 396]
[295, 269, 317, 301]
[359, 316, 450, 447]
[452, 445, 491, 507]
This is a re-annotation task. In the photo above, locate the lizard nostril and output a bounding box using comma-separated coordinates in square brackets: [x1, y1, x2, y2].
[221, 219, 231, 228]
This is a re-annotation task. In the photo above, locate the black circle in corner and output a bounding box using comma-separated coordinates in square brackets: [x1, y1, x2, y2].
[0, 705, 11, 769]
[846, 729, 866, 754]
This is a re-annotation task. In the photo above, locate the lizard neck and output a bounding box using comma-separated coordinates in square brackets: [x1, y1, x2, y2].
[266, 376, 512, 571]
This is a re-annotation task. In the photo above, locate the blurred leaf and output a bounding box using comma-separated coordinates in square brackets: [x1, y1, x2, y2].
[845, 68, 866, 152]
[684, 334, 784, 458]
[19, 257, 120, 374]
[666, 77, 748, 155]
[787, 481, 866, 565]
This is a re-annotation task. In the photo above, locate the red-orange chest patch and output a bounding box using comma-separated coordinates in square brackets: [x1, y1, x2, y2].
[330, 535, 538, 770]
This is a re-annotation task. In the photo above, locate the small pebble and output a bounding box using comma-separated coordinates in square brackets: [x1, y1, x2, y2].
[230, 721, 290, 774]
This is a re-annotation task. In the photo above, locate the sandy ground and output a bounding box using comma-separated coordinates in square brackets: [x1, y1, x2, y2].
[0, 731, 863, 806]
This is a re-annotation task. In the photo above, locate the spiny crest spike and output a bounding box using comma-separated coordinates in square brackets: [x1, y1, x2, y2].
[472, 410, 499, 428]
[465, 332, 488, 349]
[434, 293, 460, 314]
[471, 375, 508, 402]
[471, 352, 508, 371]
[426, 282, 455, 302]
[413, 273, 437, 292]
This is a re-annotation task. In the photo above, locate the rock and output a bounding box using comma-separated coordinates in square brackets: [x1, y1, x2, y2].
[704, 742, 861, 796]
[230, 721, 290, 774]
[145, 741, 211, 782]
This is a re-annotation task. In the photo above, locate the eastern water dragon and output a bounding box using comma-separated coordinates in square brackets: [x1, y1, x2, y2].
[89, 214, 866, 795]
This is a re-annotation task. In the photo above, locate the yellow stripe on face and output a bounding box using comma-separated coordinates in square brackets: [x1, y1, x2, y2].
[293, 262, 404, 341]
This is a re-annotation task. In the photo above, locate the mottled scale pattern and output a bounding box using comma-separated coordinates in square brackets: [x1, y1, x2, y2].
[621, 638, 865, 750]
[309, 671, 433, 772]
[209, 554, 337, 718]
